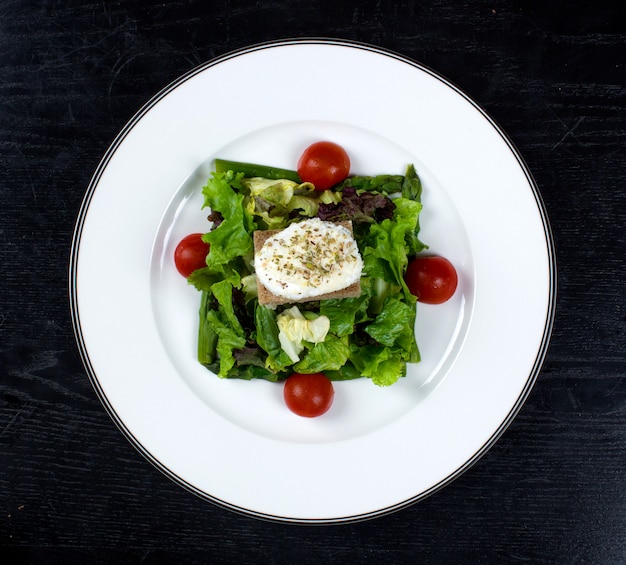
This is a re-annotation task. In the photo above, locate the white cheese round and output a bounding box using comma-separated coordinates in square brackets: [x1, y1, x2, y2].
[254, 218, 363, 301]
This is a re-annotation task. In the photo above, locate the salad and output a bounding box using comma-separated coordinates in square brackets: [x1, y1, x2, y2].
[174, 141, 458, 416]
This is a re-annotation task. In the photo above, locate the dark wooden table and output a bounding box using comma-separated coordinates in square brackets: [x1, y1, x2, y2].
[2, 1, 624, 562]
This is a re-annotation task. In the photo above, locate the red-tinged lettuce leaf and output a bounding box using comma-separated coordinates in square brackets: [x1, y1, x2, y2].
[317, 186, 396, 224]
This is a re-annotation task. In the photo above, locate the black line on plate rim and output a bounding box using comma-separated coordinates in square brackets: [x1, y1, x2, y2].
[69, 37, 557, 526]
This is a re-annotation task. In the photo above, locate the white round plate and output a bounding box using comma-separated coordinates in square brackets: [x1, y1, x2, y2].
[70, 39, 556, 523]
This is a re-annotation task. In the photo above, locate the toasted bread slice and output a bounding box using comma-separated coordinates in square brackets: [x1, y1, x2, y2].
[254, 221, 361, 307]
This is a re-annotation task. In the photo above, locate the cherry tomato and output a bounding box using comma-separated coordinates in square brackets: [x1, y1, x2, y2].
[297, 141, 350, 191]
[283, 372, 334, 417]
[405, 256, 458, 304]
[174, 233, 210, 278]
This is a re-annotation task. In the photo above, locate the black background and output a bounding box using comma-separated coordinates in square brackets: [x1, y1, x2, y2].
[2, 1, 625, 563]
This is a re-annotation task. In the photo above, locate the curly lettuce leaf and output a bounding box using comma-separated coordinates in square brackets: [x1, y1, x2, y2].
[204, 281, 247, 377]
[197, 171, 256, 288]
[361, 187, 425, 304]
[241, 177, 337, 230]
[393, 197, 427, 256]
[362, 219, 412, 302]
[243, 177, 296, 230]
[276, 306, 330, 363]
[189, 268, 227, 294]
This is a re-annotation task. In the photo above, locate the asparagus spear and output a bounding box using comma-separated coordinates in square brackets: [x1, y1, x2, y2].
[197, 290, 218, 367]
[214, 159, 301, 183]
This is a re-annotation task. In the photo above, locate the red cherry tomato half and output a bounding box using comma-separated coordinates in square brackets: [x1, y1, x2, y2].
[297, 141, 350, 191]
[283, 372, 335, 417]
[174, 233, 210, 278]
[405, 256, 458, 304]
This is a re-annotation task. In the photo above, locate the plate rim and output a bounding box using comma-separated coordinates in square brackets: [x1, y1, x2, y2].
[69, 37, 557, 524]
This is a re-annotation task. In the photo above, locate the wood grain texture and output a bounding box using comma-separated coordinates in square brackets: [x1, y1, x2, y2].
[1, 0, 624, 562]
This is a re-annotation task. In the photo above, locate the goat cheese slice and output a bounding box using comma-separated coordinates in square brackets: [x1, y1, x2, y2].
[254, 218, 363, 301]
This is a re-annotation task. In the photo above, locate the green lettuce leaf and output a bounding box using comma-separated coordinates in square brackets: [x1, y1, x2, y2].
[324, 361, 363, 381]
[208, 310, 246, 377]
[230, 364, 282, 382]
[364, 296, 420, 363]
[319, 283, 372, 336]
[393, 196, 427, 256]
[349, 343, 407, 386]
[188, 267, 224, 293]
[362, 219, 412, 301]
[254, 303, 293, 374]
[211, 280, 244, 335]
[206, 280, 247, 377]
[294, 335, 351, 373]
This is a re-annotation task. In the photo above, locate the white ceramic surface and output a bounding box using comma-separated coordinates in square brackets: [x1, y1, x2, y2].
[70, 39, 555, 523]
